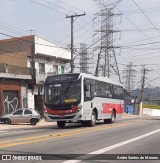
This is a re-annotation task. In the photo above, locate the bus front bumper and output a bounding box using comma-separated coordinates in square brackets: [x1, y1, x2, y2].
[44, 112, 82, 122]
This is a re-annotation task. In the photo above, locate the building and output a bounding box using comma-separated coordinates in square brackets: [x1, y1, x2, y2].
[0, 35, 71, 116]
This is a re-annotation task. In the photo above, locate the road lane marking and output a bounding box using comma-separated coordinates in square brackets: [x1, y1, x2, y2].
[0, 119, 144, 145]
[63, 128, 160, 163]
[0, 132, 76, 149]
[0, 119, 145, 147]
[0, 119, 146, 148]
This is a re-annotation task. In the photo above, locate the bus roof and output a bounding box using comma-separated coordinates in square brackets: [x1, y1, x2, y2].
[80, 73, 123, 87]
[46, 73, 123, 87]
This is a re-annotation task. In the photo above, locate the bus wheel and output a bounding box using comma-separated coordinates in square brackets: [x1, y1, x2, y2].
[57, 121, 66, 128]
[104, 111, 115, 124]
[88, 111, 96, 127]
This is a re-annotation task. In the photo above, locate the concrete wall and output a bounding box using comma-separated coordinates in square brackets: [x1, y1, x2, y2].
[0, 35, 71, 68]
[34, 36, 71, 60]
[143, 108, 160, 116]
[28, 89, 34, 109]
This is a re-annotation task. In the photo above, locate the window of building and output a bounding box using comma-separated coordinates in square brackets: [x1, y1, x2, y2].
[53, 65, 58, 74]
[61, 66, 65, 74]
[39, 63, 45, 74]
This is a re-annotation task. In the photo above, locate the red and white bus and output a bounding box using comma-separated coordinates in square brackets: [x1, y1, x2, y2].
[44, 73, 124, 128]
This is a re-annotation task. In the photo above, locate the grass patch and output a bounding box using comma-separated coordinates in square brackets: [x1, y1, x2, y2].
[143, 103, 160, 110]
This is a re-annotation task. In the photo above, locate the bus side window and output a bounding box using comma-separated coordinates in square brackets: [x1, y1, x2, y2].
[113, 85, 123, 99]
[84, 84, 91, 98]
[109, 84, 113, 98]
[92, 80, 96, 97]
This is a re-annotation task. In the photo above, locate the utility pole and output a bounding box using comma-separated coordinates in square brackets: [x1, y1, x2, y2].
[139, 66, 145, 117]
[141, 67, 146, 103]
[66, 13, 86, 73]
[31, 43, 36, 83]
[139, 66, 152, 117]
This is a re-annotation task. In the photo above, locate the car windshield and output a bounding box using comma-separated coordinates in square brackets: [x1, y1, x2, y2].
[45, 79, 81, 105]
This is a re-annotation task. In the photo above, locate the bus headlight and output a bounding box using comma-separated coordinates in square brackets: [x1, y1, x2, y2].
[75, 105, 82, 113]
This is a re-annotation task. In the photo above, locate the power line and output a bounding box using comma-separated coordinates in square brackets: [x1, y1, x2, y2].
[0, 21, 29, 36]
[0, 32, 66, 49]
[30, 0, 66, 15]
[30, 0, 96, 46]
[41, 0, 76, 14]
[55, 0, 85, 13]
[122, 41, 160, 47]
[123, 6, 160, 15]
[147, 75, 160, 83]
[29, 0, 110, 51]
[121, 35, 160, 46]
[108, 0, 160, 48]
[0, 32, 72, 62]
[132, 0, 160, 35]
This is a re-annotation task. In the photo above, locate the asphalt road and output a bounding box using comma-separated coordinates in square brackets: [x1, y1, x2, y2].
[0, 117, 160, 163]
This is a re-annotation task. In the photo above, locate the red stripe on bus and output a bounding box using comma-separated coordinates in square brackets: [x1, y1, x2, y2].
[103, 103, 123, 114]
[46, 105, 78, 115]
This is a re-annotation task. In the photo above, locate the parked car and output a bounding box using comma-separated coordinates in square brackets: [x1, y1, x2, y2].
[0, 108, 40, 125]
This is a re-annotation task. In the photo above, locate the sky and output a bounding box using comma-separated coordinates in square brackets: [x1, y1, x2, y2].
[1, 0, 160, 90]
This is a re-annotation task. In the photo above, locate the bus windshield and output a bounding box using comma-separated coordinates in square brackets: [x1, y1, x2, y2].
[45, 79, 81, 105]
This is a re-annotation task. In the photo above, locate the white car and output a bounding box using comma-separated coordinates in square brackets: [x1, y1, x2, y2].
[0, 108, 40, 125]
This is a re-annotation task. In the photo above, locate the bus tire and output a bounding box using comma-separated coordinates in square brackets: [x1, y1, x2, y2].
[57, 121, 66, 128]
[104, 111, 115, 124]
[88, 111, 96, 127]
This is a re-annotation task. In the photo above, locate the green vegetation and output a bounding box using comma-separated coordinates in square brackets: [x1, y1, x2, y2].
[143, 103, 160, 110]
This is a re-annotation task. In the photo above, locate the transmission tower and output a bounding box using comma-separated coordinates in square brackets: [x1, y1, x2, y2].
[79, 43, 89, 73]
[123, 62, 136, 94]
[94, 0, 122, 83]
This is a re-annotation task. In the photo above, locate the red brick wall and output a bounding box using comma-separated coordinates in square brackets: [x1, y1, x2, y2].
[0, 35, 34, 67]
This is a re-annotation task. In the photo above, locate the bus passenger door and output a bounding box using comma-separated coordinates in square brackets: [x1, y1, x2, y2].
[83, 84, 93, 120]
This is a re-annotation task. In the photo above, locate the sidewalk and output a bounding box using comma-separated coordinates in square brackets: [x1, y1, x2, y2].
[121, 113, 140, 118]
[0, 113, 143, 131]
[0, 119, 56, 131]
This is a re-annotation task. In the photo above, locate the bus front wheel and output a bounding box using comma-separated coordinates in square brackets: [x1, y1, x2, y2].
[88, 111, 96, 127]
[57, 121, 66, 128]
